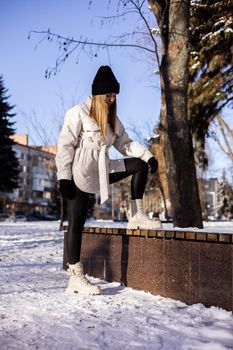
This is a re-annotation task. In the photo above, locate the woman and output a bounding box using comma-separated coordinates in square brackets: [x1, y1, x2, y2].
[56, 66, 161, 295]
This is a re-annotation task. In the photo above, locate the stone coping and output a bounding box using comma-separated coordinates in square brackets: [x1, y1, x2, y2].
[63, 225, 233, 244]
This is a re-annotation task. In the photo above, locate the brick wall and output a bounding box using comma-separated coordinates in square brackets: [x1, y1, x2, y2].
[63, 227, 233, 311]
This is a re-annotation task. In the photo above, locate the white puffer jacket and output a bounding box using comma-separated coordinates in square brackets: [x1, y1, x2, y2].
[55, 97, 153, 204]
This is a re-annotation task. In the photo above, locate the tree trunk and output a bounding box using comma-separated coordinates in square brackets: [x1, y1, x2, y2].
[150, 0, 203, 227]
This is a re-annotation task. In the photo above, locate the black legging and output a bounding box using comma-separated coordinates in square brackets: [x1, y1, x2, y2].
[67, 158, 148, 264]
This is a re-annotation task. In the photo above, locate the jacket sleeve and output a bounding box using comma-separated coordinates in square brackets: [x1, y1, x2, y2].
[113, 117, 153, 163]
[55, 106, 82, 180]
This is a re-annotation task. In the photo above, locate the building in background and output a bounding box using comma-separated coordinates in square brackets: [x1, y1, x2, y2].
[4, 134, 58, 217]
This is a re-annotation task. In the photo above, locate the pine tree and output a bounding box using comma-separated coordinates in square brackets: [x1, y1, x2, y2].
[0, 76, 19, 192]
[189, 0, 233, 168]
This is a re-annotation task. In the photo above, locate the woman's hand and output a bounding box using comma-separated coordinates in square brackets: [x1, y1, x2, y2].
[59, 179, 76, 200]
[148, 157, 158, 174]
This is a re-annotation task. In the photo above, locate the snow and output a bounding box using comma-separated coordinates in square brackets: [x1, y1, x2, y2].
[190, 61, 201, 71]
[86, 219, 233, 234]
[0, 221, 233, 350]
[225, 28, 233, 34]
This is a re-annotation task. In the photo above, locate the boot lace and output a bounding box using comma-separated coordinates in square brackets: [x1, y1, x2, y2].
[77, 273, 92, 285]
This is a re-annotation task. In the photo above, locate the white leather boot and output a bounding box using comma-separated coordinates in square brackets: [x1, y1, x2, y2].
[127, 199, 162, 230]
[66, 262, 101, 295]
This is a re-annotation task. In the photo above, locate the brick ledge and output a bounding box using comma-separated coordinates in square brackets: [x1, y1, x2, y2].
[63, 225, 233, 244]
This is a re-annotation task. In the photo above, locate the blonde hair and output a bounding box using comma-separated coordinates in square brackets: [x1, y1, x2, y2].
[90, 95, 116, 140]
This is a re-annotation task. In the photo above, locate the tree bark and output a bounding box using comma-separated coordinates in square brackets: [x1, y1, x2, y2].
[150, 0, 203, 227]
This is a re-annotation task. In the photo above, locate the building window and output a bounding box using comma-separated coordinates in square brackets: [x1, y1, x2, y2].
[44, 192, 51, 199]
[15, 150, 21, 158]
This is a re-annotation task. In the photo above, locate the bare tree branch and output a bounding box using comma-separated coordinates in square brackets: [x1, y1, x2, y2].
[126, 119, 155, 145]
[210, 114, 233, 162]
[129, 0, 160, 65]
[29, 29, 157, 78]
[29, 1, 161, 77]
[217, 114, 233, 140]
[20, 110, 56, 146]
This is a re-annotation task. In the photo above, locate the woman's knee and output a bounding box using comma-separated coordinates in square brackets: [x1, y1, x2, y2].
[125, 157, 148, 174]
[140, 159, 149, 172]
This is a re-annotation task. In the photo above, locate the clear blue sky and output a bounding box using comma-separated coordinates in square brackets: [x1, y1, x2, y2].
[1, 0, 232, 180]
[1, 0, 161, 144]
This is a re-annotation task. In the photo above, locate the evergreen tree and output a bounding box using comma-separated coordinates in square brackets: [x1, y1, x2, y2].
[189, 0, 233, 168]
[0, 76, 19, 192]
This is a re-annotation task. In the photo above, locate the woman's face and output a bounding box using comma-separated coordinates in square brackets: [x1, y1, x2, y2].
[105, 93, 116, 107]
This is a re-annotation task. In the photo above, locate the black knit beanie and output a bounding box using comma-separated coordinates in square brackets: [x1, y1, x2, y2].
[92, 66, 120, 95]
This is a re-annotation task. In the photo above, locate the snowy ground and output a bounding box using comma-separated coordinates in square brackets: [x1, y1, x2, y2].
[0, 221, 233, 350]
